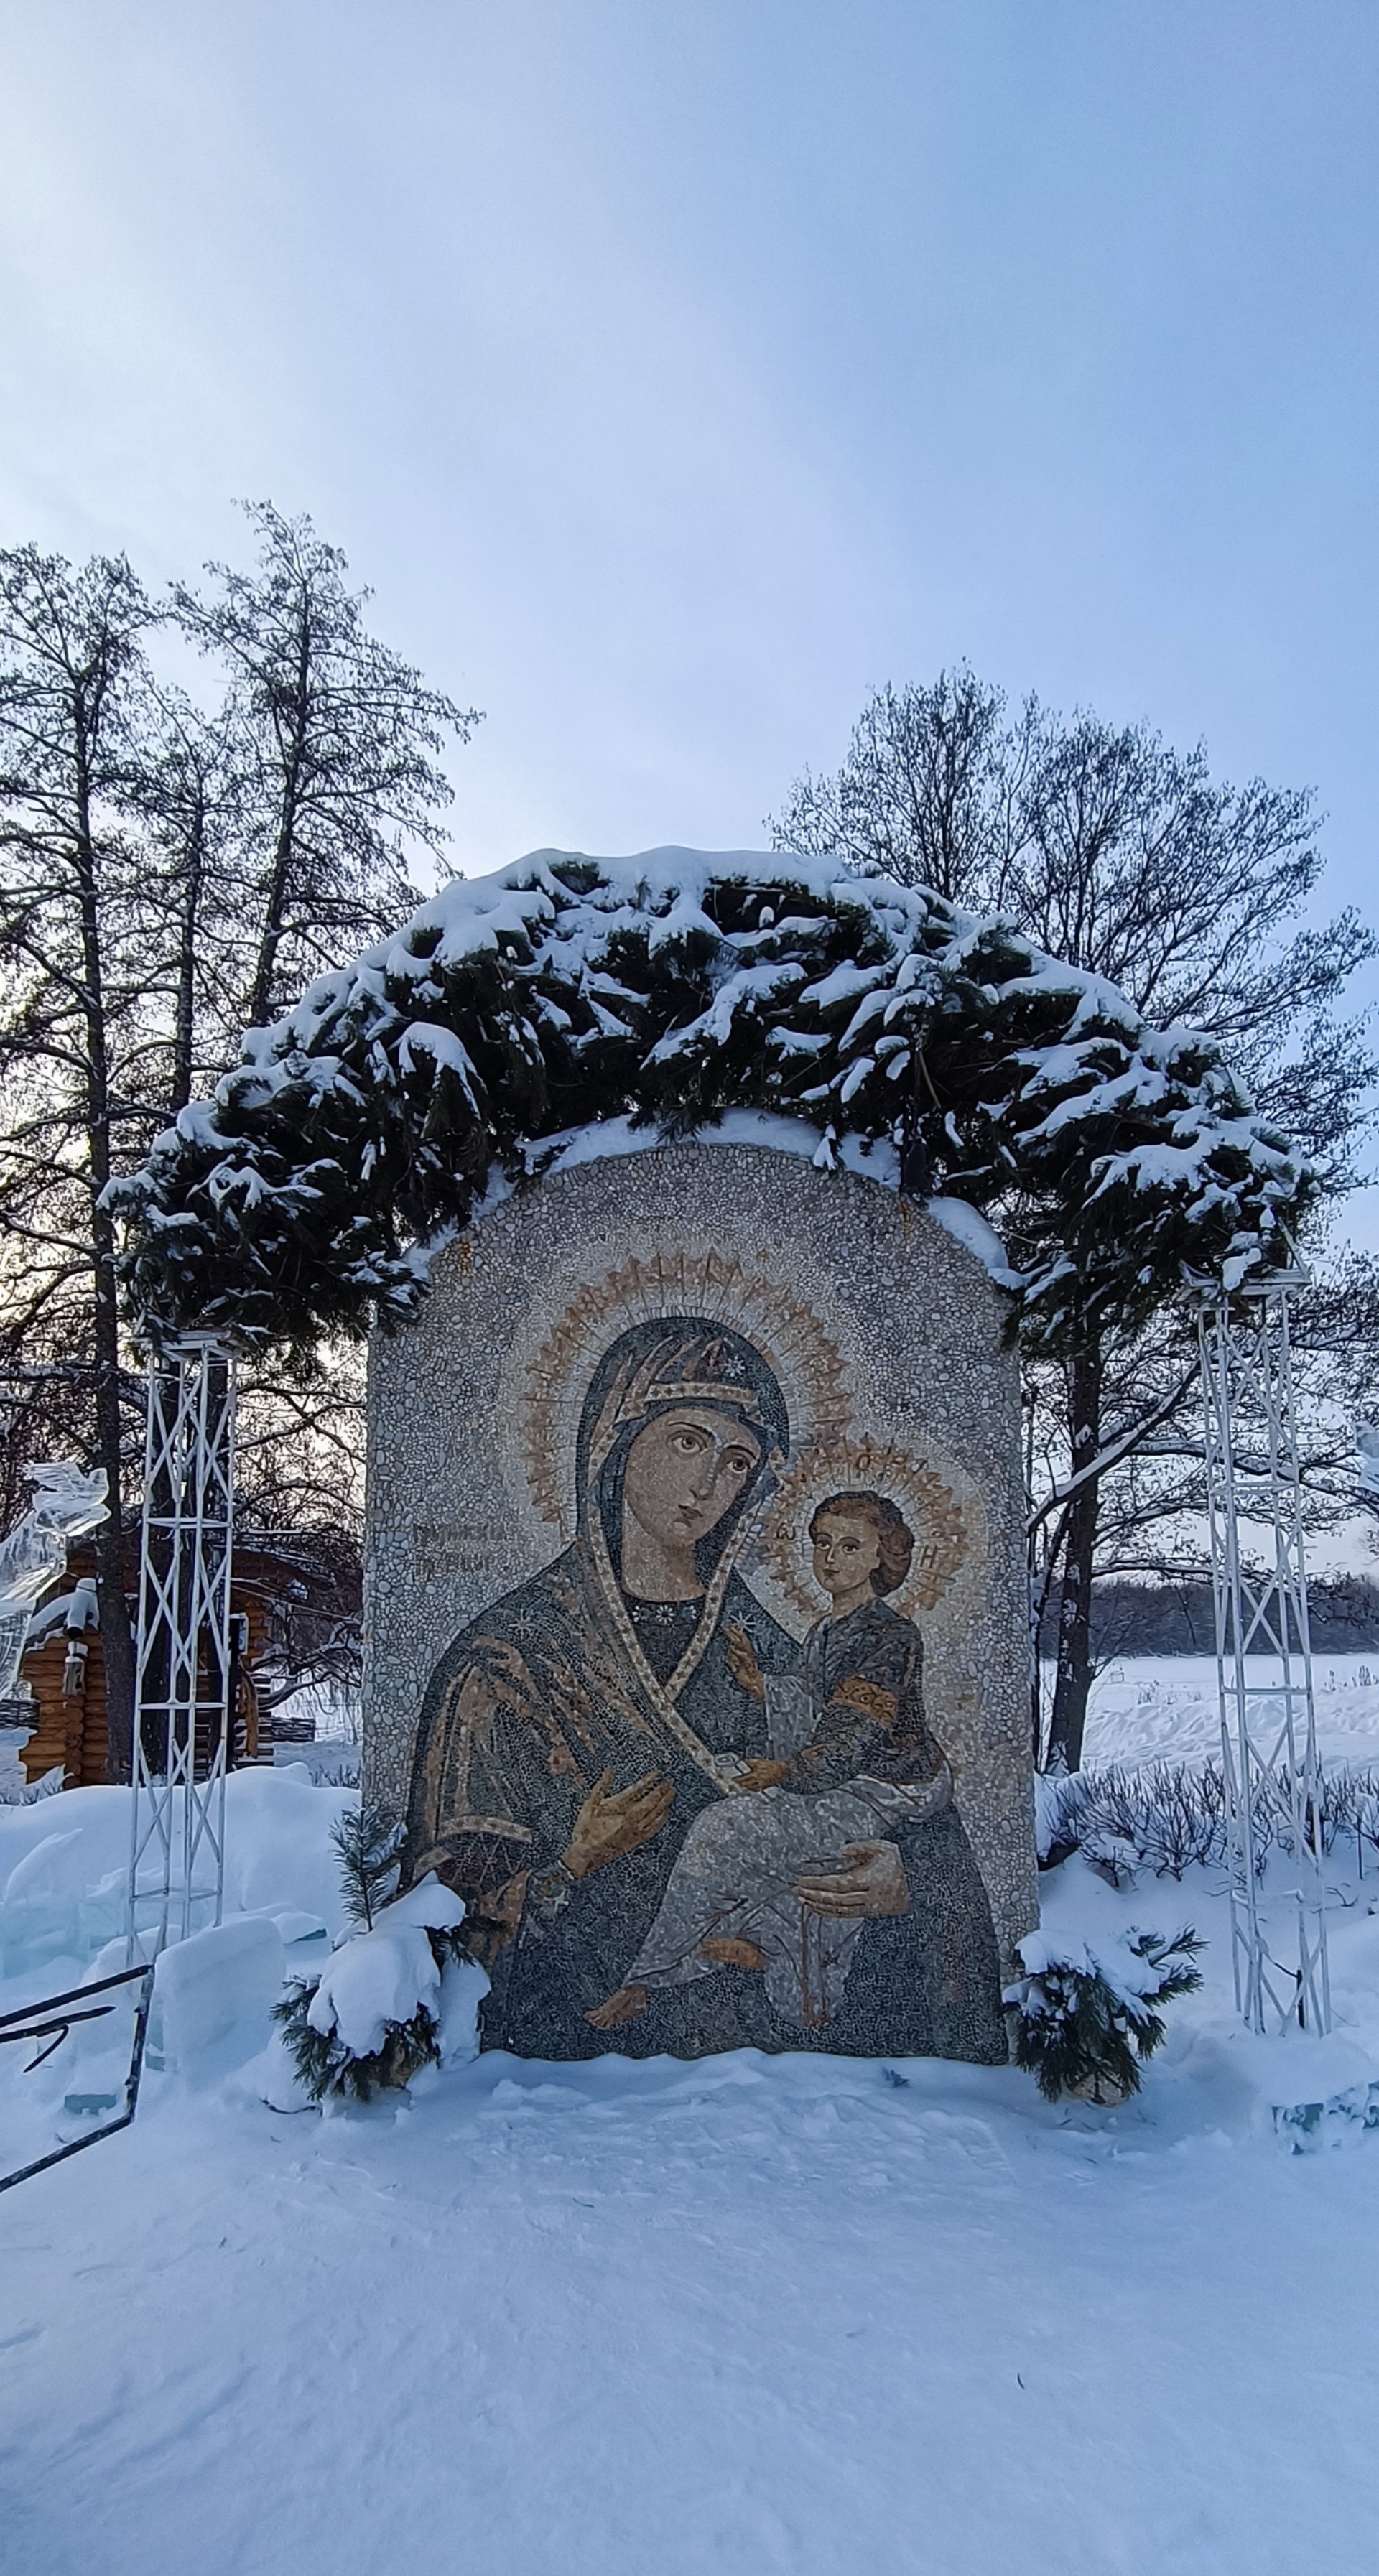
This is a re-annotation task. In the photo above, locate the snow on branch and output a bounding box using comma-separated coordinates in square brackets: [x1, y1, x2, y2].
[110, 846, 1311, 1360]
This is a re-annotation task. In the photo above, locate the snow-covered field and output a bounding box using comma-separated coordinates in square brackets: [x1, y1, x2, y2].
[1081, 1651, 1379, 1770]
[5, 1676, 1379, 2576]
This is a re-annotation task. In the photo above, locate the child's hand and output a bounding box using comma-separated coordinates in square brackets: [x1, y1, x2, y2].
[725, 1622, 766, 1701]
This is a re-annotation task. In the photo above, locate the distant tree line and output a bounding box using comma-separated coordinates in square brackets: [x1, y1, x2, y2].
[1044, 1572, 1379, 1660]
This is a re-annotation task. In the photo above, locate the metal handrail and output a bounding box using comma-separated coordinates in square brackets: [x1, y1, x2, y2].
[0, 1961, 155, 2195]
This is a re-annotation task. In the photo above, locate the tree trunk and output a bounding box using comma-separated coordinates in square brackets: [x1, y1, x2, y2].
[72, 724, 137, 1782]
[1029, 1499, 1069, 1767]
[170, 794, 207, 1115]
[246, 608, 310, 1028]
[91, 1205, 136, 1780]
[1046, 1344, 1102, 1772]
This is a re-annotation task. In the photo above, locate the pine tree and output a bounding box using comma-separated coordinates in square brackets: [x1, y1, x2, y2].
[118, 847, 1311, 1369]
[274, 1980, 447, 2105]
[330, 1800, 405, 1931]
[274, 1810, 466, 2103]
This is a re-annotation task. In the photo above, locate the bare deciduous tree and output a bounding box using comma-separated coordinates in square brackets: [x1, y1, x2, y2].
[773, 671, 1376, 1767]
[0, 548, 159, 1769]
[0, 511, 480, 1768]
[172, 503, 480, 1028]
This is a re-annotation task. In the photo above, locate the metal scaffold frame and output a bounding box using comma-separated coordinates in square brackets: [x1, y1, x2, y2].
[1199, 1278, 1330, 2036]
[126, 1336, 237, 1963]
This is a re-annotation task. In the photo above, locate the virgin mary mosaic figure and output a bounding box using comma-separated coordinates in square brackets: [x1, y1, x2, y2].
[405, 1315, 1006, 2064]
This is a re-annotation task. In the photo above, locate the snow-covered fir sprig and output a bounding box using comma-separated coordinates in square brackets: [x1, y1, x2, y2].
[111, 847, 1310, 1359]
[1007, 1925, 1204, 2104]
[274, 1870, 471, 2105]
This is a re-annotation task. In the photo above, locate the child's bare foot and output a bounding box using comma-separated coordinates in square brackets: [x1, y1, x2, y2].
[700, 1936, 767, 1971]
[586, 1982, 649, 2029]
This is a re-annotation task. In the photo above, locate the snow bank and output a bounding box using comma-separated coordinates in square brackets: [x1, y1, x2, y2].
[0, 1770, 372, 2170]
[1080, 1653, 1379, 1770]
[152, 1916, 287, 2072]
[1, 1814, 129, 1976]
[11, 1655, 1379, 2576]
[14, 1825, 1379, 2576]
[222, 1765, 357, 1927]
[0, 1770, 356, 1984]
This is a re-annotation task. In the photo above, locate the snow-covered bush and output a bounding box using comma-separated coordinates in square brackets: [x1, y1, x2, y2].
[1328, 1767, 1379, 1874]
[1040, 1761, 1232, 1882]
[0, 1762, 65, 1808]
[1008, 1926, 1203, 2104]
[1039, 1757, 1379, 1890]
[1295, 1763, 1379, 1871]
[274, 1875, 473, 2103]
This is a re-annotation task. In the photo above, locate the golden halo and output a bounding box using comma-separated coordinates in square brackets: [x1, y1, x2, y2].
[758, 1435, 969, 1621]
[519, 1247, 854, 1534]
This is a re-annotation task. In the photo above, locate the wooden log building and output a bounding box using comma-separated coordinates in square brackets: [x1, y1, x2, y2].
[14, 1540, 354, 1788]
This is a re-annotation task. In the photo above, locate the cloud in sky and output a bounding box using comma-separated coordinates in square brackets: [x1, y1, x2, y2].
[0, 0, 1375, 930]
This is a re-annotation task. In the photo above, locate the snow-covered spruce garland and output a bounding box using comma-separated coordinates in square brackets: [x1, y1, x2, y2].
[113, 849, 1309, 1358]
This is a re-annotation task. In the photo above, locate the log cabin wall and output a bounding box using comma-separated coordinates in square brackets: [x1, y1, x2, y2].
[14, 1629, 103, 1788]
[18, 1550, 266, 1788]
[14, 1538, 355, 1789]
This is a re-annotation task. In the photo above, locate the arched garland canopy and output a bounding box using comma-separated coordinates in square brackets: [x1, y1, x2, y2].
[116, 847, 1309, 1361]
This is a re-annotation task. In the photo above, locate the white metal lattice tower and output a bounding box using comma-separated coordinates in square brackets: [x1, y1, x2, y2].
[1199, 1280, 1330, 2035]
[126, 1336, 237, 1963]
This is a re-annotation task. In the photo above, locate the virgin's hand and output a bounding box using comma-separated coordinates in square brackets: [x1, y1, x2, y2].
[734, 1757, 790, 1793]
[562, 1769, 674, 1878]
[794, 1839, 909, 1919]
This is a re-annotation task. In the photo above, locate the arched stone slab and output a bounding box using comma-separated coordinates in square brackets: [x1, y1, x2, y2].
[363, 1142, 1036, 2063]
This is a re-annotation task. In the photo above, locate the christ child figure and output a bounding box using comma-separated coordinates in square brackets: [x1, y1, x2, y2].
[589, 1491, 952, 2033]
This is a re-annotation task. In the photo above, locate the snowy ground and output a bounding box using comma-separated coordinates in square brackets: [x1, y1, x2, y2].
[1081, 1650, 1379, 1770]
[5, 1680, 1379, 2576]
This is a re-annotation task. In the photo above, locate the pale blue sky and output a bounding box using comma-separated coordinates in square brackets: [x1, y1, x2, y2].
[1, 4, 1375, 1124]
